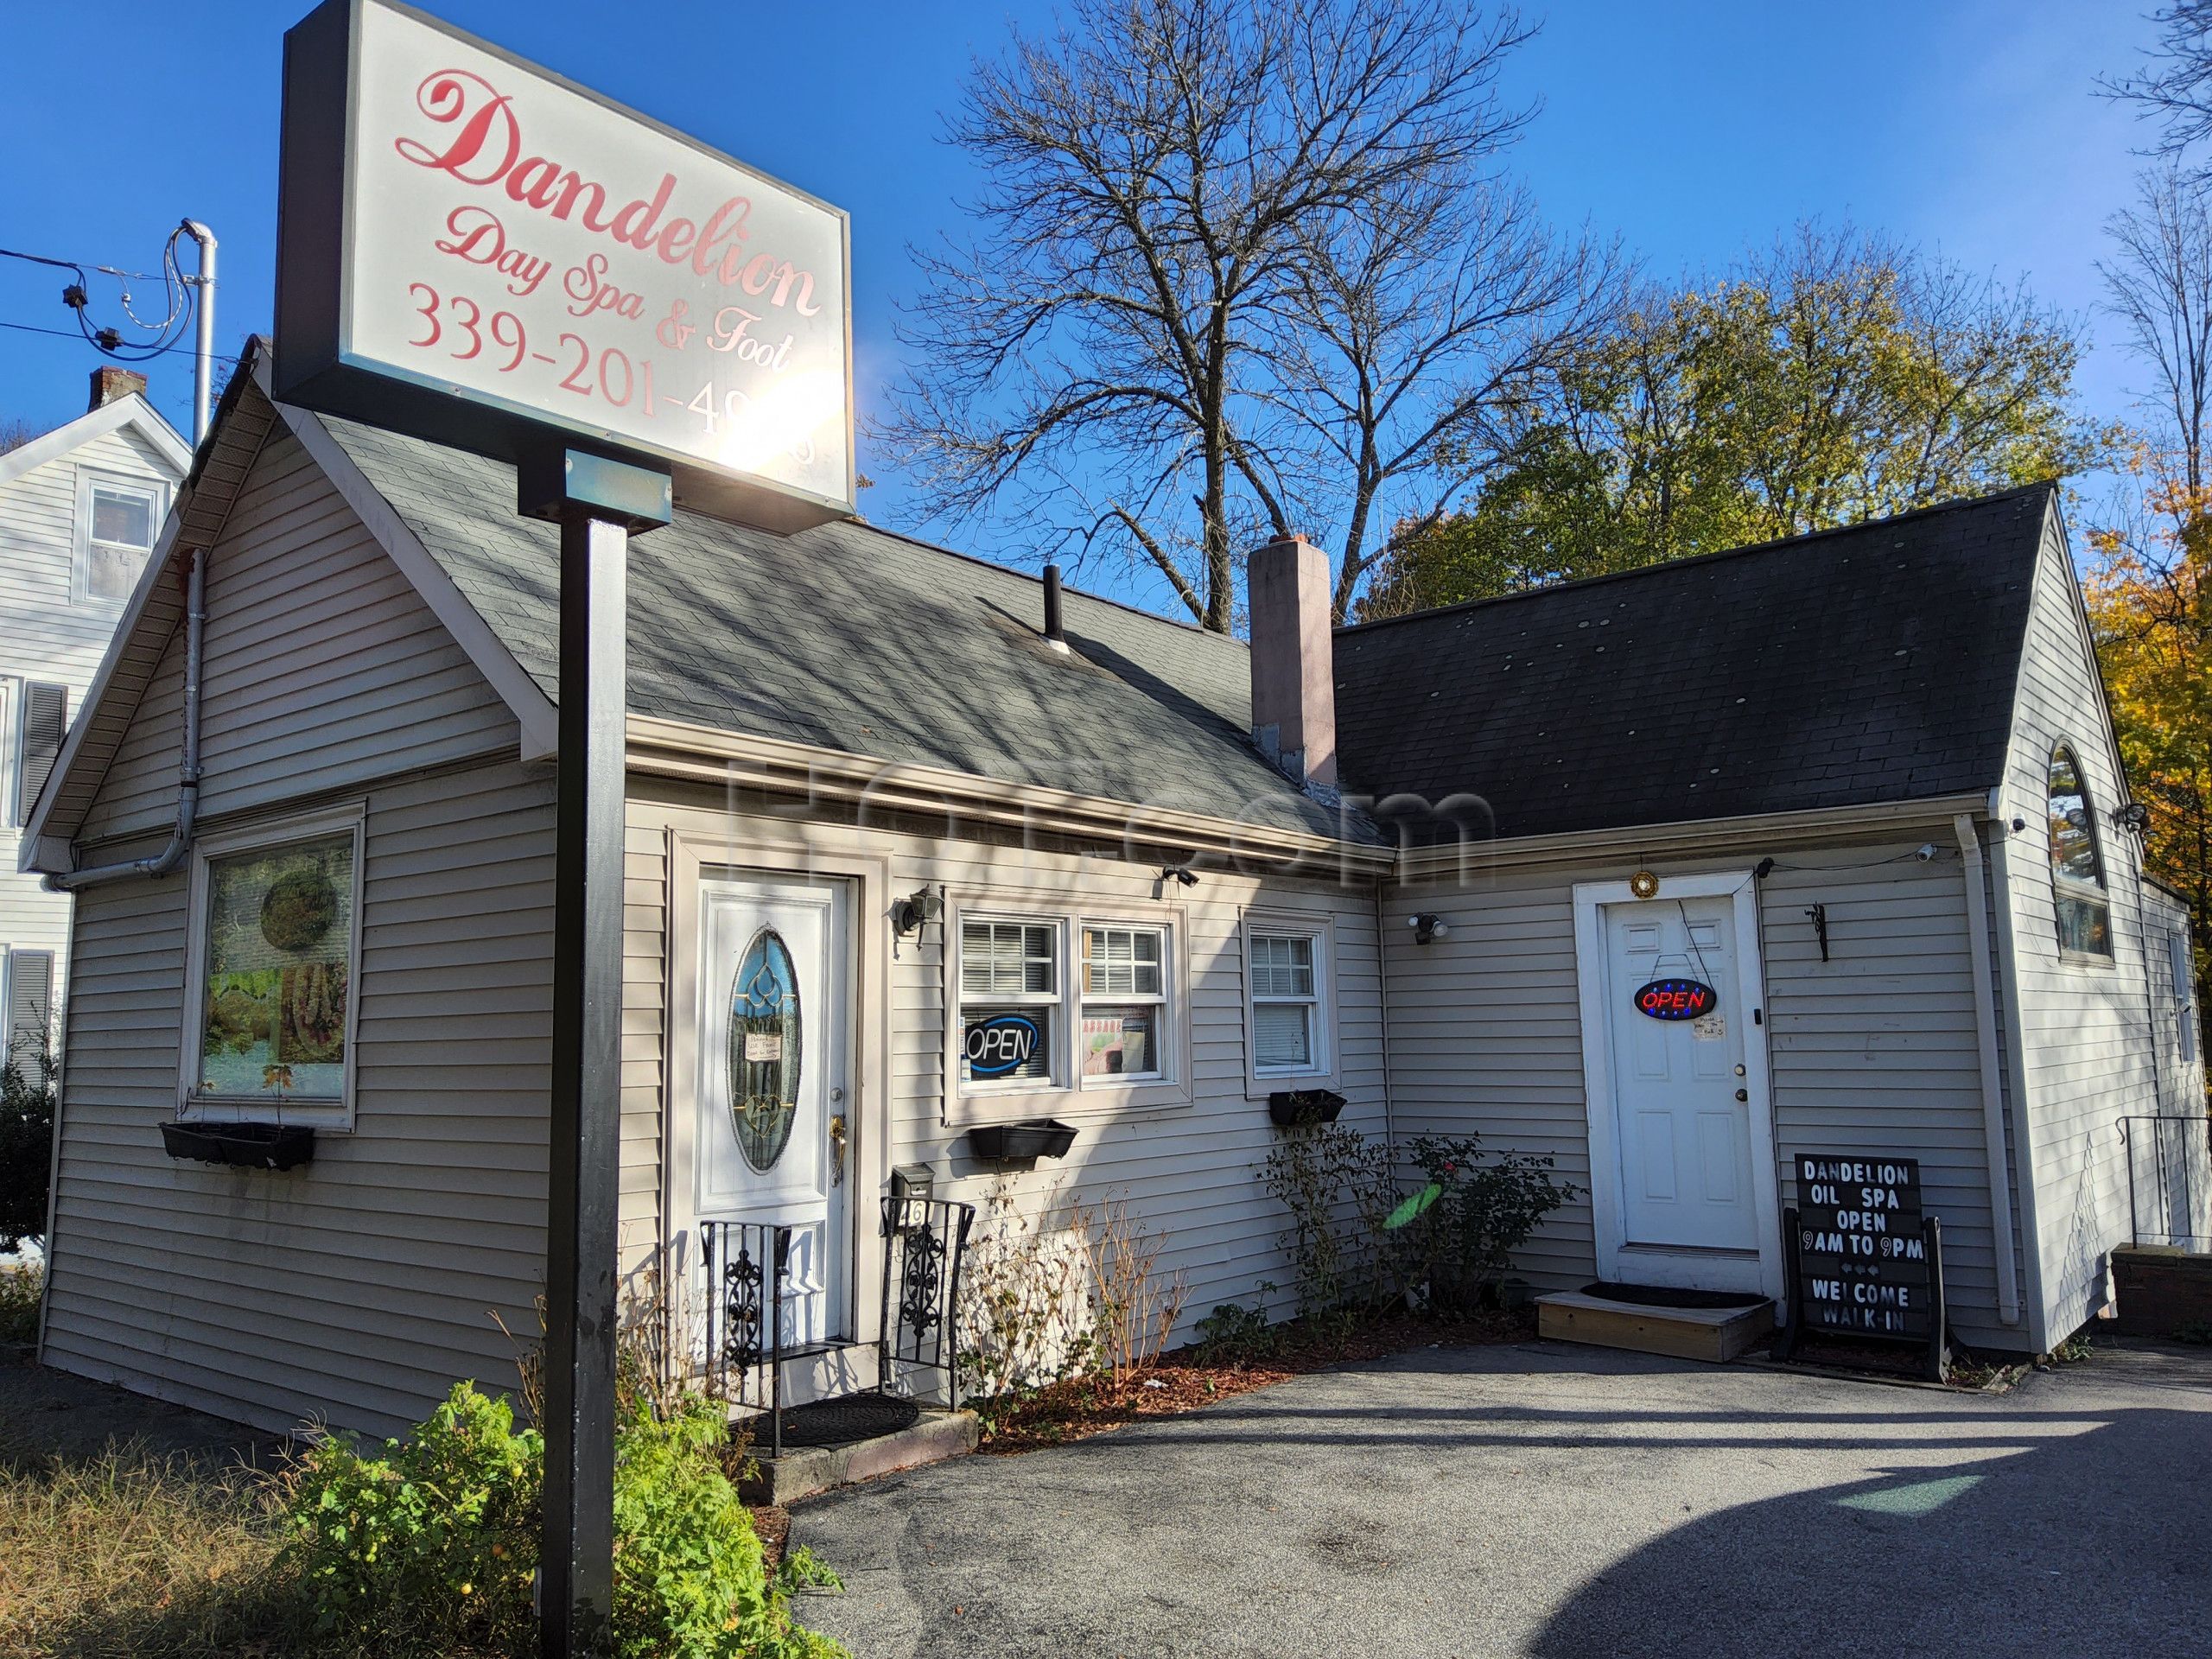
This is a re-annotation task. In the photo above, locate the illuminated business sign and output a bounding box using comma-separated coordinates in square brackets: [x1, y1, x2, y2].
[1632, 978, 1715, 1020]
[275, 0, 853, 532]
[963, 1014, 1041, 1080]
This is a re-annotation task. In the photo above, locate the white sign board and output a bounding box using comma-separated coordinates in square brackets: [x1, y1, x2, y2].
[276, 0, 853, 530]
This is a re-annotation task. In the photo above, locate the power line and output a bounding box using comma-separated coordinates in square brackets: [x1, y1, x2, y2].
[0, 317, 238, 365]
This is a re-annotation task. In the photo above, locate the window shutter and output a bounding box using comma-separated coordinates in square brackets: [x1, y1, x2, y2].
[6, 950, 54, 1068]
[16, 682, 67, 825]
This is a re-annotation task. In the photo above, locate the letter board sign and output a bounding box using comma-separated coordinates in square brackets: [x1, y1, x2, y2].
[275, 0, 854, 533]
[1790, 1154, 1937, 1339]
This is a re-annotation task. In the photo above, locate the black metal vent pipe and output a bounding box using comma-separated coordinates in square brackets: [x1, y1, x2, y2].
[1043, 562, 1065, 646]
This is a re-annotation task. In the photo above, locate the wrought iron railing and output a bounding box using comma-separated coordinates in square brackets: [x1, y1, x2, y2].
[2120, 1115, 2212, 1249]
[697, 1196, 975, 1460]
[880, 1196, 975, 1409]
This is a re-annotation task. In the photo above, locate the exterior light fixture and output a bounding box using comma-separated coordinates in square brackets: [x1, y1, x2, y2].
[1409, 912, 1448, 945]
[1629, 869, 1660, 899]
[2113, 802, 2151, 835]
[1160, 865, 1199, 887]
[891, 887, 943, 937]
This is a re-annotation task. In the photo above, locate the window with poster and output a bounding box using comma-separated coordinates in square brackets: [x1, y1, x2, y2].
[1079, 922, 1170, 1086]
[181, 804, 365, 1123]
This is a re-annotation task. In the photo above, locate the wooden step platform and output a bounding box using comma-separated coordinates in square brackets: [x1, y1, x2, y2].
[1537, 1290, 1775, 1363]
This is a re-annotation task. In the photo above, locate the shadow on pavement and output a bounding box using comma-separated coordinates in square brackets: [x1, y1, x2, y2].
[1529, 1395, 2210, 1658]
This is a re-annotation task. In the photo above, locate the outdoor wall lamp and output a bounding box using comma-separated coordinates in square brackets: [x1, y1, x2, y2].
[1409, 912, 1449, 945]
[1160, 865, 1199, 887]
[2113, 802, 2152, 836]
[892, 886, 944, 937]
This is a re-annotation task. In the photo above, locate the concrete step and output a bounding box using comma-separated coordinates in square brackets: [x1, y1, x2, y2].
[1536, 1290, 1775, 1363]
[741, 1407, 978, 1505]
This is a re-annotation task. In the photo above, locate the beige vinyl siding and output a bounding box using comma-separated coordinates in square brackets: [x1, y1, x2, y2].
[1385, 831, 2026, 1348]
[41, 757, 553, 1437]
[1997, 507, 2179, 1345]
[624, 781, 1386, 1340]
[76, 430, 518, 847]
[1, 418, 186, 1079]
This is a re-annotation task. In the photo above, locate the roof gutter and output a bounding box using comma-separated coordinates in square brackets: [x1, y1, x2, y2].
[44, 545, 207, 891]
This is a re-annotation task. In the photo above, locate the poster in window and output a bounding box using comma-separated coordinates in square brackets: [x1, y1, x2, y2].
[199, 834, 354, 1100]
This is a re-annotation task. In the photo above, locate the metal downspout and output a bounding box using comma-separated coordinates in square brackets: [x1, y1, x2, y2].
[46, 547, 207, 891]
[1374, 878, 1395, 1158]
[1955, 812, 2023, 1325]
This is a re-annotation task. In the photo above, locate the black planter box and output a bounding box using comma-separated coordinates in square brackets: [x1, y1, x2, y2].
[161, 1122, 318, 1171]
[966, 1119, 1077, 1161]
[1268, 1089, 1347, 1128]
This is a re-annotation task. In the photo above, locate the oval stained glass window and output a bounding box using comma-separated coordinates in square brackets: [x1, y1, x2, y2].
[727, 928, 802, 1173]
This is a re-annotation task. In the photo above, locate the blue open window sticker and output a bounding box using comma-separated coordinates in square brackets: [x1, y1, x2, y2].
[964, 1012, 1041, 1077]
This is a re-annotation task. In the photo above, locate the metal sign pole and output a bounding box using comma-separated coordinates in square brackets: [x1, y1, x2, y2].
[527, 450, 670, 1659]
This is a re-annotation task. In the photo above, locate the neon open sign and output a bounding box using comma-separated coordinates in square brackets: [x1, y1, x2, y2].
[964, 1014, 1040, 1078]
[1633, 978, 1716, 1020]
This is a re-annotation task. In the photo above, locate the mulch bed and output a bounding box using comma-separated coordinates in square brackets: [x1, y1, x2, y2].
[972, 1306, 1536, 1454]
[749, 1503, 791, 1568]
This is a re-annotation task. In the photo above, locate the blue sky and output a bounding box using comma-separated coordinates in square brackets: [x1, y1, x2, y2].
[0, 1, 2167, 613]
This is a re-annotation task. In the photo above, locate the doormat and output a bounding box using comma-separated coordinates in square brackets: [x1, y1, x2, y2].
[766, 1393, 922, 1452]
[1580, 1281, 1769, 1311]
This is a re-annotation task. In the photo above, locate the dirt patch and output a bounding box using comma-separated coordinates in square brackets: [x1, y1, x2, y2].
[0, 1351, 287, 1473]
[971, 1306, 1535, 1453]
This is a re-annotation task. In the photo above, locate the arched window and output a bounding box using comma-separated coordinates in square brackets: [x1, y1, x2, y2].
[2047, 746, 2112, 958]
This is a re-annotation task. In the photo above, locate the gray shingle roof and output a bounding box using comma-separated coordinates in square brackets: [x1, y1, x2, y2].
[316, 415, 1357, 842]
[1332, 485, 2056, 843]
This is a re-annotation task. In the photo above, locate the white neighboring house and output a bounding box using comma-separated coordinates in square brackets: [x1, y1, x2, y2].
[0, 371, 191, 1086]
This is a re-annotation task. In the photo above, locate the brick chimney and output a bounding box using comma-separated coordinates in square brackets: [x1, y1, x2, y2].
[88, 366, 147, 410]
[1247, 533, 1337, 788]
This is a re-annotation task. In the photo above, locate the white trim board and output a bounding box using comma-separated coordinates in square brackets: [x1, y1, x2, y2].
[1572, 870, 1784, 1303]
[0, 393, 189, 492]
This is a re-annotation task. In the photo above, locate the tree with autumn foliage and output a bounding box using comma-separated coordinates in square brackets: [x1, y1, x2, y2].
[2088, 163, 2212, 1025]
[1358, 225, 2100, 616]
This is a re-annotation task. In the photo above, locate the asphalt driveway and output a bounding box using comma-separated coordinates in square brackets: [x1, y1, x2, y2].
[791, 1338, 2212, 1658]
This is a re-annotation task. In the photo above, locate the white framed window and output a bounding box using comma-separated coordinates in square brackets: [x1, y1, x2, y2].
[2047, 745, 2113, 960]
[75, 469, 163, 606]
[181, 804, 365, 1124]
[1246, 918, 1330, 1080]
[957, 915, 1063, 1092]
[1079, 922, 1168, 1085]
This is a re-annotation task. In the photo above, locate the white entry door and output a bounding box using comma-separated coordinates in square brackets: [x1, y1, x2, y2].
[690, 874, 851, 1348]
[1577, 877, 1780, 1297]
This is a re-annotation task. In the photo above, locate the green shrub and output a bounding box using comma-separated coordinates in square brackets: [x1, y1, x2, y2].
[1395, 1135, 1578, 1309]
[1260, 1126, 1395, 1317]
[0, 1260, 41, 1346]
[284, 1382, 848, 1659]
[0, 1039, 56, 1249]
[286, 1382, 540, 1654]
[1192, 1300, 1278, 1366]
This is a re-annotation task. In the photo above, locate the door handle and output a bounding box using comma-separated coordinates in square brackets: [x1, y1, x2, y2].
[829, 1113, 848, 1185]
[1735, 1089, 1748, 1102]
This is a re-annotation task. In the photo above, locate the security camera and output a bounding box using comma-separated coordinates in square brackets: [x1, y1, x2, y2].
[1915, 843, 1938, 862]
